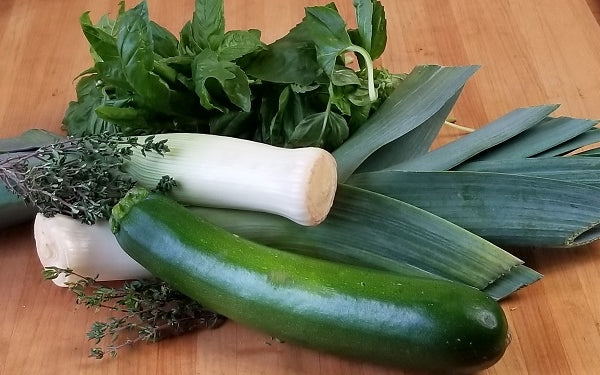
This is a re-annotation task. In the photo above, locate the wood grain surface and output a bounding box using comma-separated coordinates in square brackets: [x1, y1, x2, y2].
[2, 0, 600, 374]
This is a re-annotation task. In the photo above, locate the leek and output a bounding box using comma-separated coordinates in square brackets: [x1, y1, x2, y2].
[124, 133, 338, 226]
[456, 157, 600, 188]
[390, 105, 558, 171]
[34, 213, 151, 286]
[333, 65, 479, 181]
[535, 128, 600, 157]
[32, 185, 540, 300]
[465, 117, 597, 162]
[348, 170, 600, 247]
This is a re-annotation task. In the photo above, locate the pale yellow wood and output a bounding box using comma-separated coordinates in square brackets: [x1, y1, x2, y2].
[1, 1, 600, 374]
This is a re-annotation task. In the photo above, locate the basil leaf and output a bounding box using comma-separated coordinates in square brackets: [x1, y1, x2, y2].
[331, 67, 361, 86]
[191, 0, 225, 50]
[95, 105, 143, 122]
[244, 22, 321, 85]
[288, 111, 349, 150]
[209, 110, 256, 138]
[192, 50, 251, 112]
[95, 60, 131, 90]
[331, 86, 353, 116]
[150, 21, 179, 57]
[268, 86, 314, 146]
[63, 75, 118, 136]
[116, 1, 171, 112]
[179, 21, 201, 55]
[303, 5, 354, 78]
[350, 0, 387, 60]
[217, 29, 264, 61]
[80, 12, 119, 63]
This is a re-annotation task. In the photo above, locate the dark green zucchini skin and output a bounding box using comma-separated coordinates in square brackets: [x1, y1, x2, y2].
[111, 190, 509, 373]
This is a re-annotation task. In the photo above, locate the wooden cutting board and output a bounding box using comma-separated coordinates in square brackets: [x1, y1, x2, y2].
[1, 0, 600, 374]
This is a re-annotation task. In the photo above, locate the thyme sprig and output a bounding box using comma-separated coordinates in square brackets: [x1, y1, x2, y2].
[43, 267, 224, 359]
[0, 133, 169, 224]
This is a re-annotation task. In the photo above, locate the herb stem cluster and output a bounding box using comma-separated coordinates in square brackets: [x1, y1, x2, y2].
[43, 267, 223, 359]
[0, 133, 169, 224]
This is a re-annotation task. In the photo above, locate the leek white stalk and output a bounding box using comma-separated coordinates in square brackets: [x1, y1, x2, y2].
[125, 133, 338, 226]
[34, 213, 151, 287]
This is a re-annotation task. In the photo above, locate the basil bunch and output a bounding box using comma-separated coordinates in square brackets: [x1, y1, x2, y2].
[63, 0, 403, 151]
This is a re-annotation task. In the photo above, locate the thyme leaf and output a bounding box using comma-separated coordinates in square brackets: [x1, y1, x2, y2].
[43, 267, 224, 359]
[0, 133, 169, 224]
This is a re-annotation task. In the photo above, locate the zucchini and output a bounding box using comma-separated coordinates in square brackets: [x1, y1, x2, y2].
[110, 188, 510, 373]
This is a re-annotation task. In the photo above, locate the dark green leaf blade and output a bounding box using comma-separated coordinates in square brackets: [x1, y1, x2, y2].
[348, 170, 600, 247]
[0, 182, 36, 229]
[0, 130, 63, 153]
[351, 0, 387, 59]
[355, 90, 462, 173]
[191, 0, 225, 50]
[191, 184, 538, 300]
[535, 128, 600, 157]
[191, 50, 251, 112]
[287, 111, 349, 150]
[455, 156, 600, 188]
[392, 105, 559, 171]
[333, 64, 479, 181]
[116, 1, 172, 112]
[217, 29, 264, 62]
[468, 116, 598, 162]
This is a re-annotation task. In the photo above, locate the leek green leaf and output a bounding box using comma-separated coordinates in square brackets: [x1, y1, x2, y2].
[333, 65, 479, 181]
[467, 116, 598, 162]
[355, 91, 461, 173]
[0, 183, 36, 230]
[348, 170, 600, 247]
[455, 157, 600, 188]
[392, 105, 558, 171]
[535, 128, 600, 157]
[191, 184, 538, 299]
[482, 265, 542, 300]
[0, 130, 63, 153]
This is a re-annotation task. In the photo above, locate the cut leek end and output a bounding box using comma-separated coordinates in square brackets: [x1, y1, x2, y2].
[125, 133, 338, 227]
[34, 214, 72, 287]
[564, 219, 600, 247]
[300, 148, 338, 226]
[36, 212, 153, 287]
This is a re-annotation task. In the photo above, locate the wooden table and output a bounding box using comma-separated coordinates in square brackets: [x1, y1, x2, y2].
[2, 0, 600, 374]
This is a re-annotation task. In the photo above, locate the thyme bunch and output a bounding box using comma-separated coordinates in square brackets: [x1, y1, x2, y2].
[43, 267, 224, 359]
[0, 133, 169, 224]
